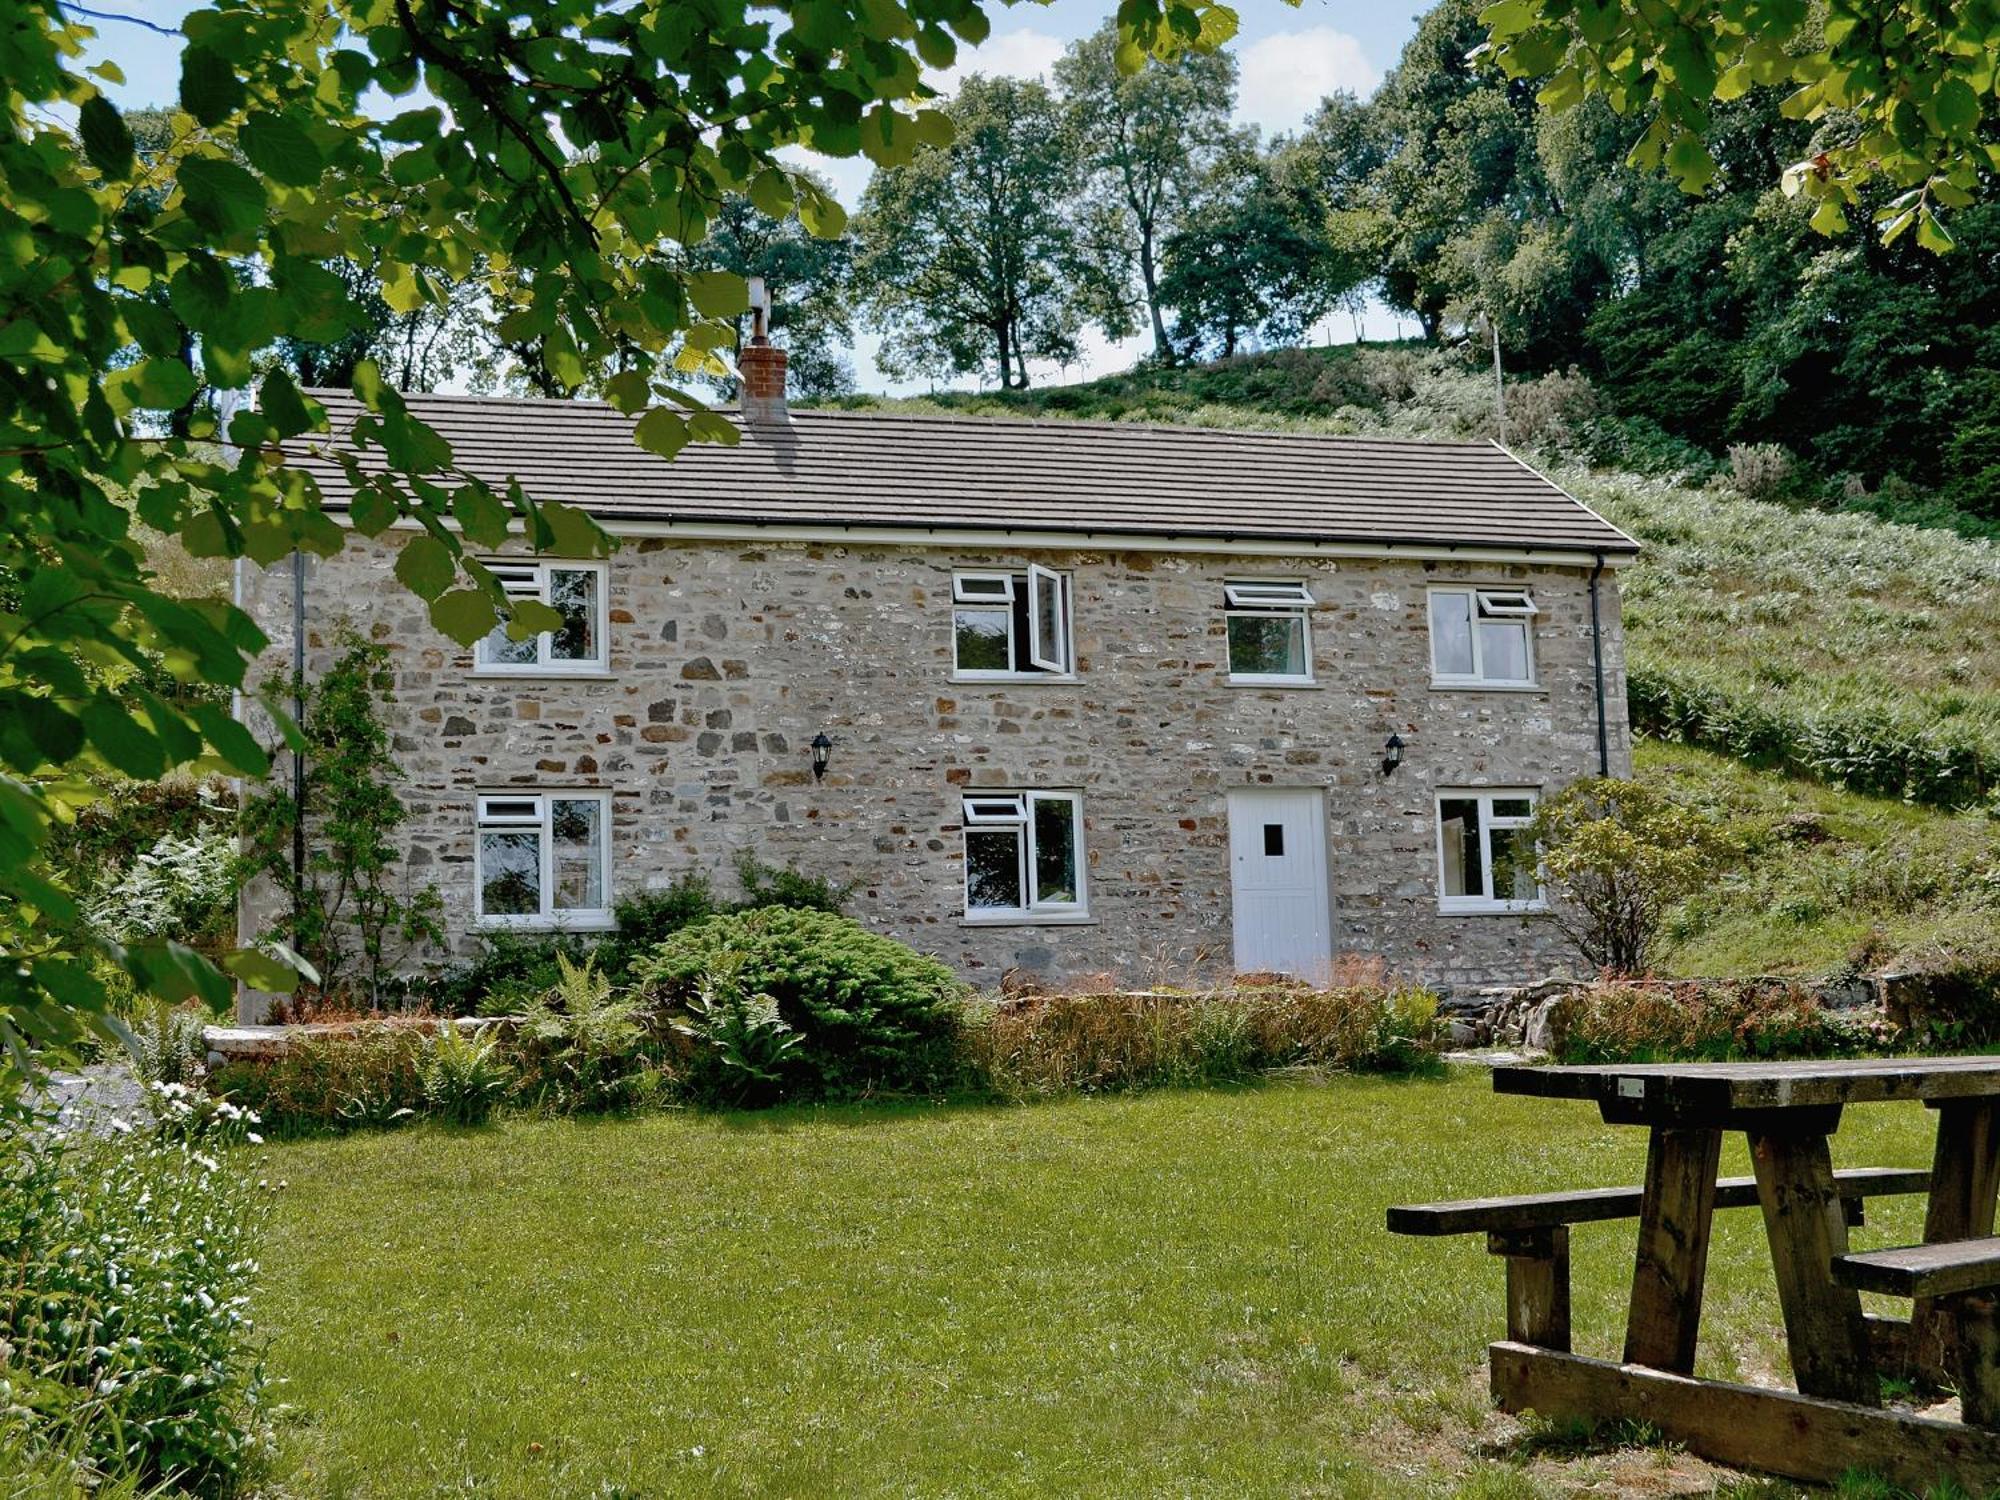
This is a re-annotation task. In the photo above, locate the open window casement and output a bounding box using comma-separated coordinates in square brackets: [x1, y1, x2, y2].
[1026, 563, 1070, 673]
[962, 794, 1029, 824]
[1223, 580, 1316, 611]
[953, 574, 1015, 604]
[1474, 590, 1537, 617]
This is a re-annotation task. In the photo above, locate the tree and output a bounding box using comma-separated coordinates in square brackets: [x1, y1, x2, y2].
[856, 75, 1104, 389]
[1, 0, 1234, 1095]
[1054, 22, 1236, 364]
[1160, 133, 1330, 359]
[1481, 0, 2000, 249]
[1525, 778, 1741, 975]
[274, 257, 502, 393]
[688, 186, 858, 400]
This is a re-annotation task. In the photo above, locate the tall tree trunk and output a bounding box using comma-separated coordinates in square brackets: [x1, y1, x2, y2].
[995, 318, 1012, 391]
[1139, 226, 1173, 365]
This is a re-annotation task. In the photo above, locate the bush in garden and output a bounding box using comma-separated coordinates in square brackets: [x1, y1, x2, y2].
[733, 852, 854, 915]
[130, 1002, 213, 1089]
[419, 1021, 513, 1125]
[635, 909, 966, 1100]
[592, 875, 722, 981]
[209, 1027, 430, 1137]
[1527, 778, 1743, 975]
[963, 982, 1445, 1099]
[0, 1098, 270, 1493]
[670, 960, 802, 1108]
[1550, 979, 1881, 1064]
[433, 927, 597, 1017]
[509, 954, 669, 1114]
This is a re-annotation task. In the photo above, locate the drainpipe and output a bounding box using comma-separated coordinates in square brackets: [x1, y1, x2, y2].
[291, 549, 307, 920]
[1588, 553, 1610, 778]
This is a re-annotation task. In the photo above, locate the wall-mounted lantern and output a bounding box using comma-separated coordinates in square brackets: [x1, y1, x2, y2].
[811, 731, 834, 781]
[1381, 733, 1406, 776]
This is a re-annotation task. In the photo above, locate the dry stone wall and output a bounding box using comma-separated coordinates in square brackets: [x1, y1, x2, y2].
[238, 531, 1631, 992]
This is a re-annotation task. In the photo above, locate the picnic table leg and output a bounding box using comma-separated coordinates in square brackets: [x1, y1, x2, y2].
[1749, 1123, 1879, 1406]
[1914, 1098, 2000, 1378]
[1624, 1125, 1722, 1373]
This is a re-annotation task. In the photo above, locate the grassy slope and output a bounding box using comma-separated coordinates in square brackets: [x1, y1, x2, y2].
[1640, 741, 1999, 976]
[255, 1073, 1941, 1499]
[823, 348, 2000, 977]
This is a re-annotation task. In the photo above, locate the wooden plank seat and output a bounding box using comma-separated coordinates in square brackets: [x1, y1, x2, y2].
[1834, 1236, 2000, 1426]
[1387, 1167, 1930, 1354]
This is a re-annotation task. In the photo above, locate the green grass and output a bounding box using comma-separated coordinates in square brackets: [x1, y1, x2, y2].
[1639, 741, 2000, 978]
[254, 1072, 1945, 1498]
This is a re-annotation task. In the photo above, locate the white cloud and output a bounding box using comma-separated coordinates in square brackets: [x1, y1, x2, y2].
[1234, 26, 1380, 138]
[925, 26, 1068, 97]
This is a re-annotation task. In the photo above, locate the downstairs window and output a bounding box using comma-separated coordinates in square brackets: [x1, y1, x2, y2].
[1436, 790, 1543, 913]
[962, 791, 1085, 920]
[475, 792, 612, 927]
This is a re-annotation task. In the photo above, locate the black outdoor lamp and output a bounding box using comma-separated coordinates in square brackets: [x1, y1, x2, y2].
[1381, 733, 1406, 776]
[810, 731, 834, 781]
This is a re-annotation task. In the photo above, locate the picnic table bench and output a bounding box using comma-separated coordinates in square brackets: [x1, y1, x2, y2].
[1389, 1056, 2000, 1490]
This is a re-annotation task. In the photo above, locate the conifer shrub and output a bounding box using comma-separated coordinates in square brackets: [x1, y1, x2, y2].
[634, 909, 965, 1100]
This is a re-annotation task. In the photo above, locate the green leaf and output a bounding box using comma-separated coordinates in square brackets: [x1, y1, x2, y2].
[178, 155, 269, 239]
[222, 947, 302, 992]
[16, 697, 85, 766]
[538, 498, 605, 557]
[78, 95, 135, 180]
[452, 484, 512, 548]
[1932, 77, 1981, 133]
[429, 588, 500, 646]
[686, 269, 749, 318]
[395, 533, 457, 599]
[190, 702, 270, 777]
[749, 168, 793, 217]
[110, 356, 197, 413]
[179, 43, 245, 127]
[82, 699, 167, 778]
[633, 406, 689, 459]
[240, 111, 326, 187]
[259, 368, 317, 439]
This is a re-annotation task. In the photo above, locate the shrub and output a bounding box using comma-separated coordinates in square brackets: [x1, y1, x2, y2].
[509, 954, 668, 1114]
[130, 1002, 212, 1089]
[1550, 979, 1880, 1063]
[1725, 441, 1797, 501]
[85, 829, 237, 953]
[734, 852, 854, 914]
[433, 928, 595, 1017]
[635, 909, 965, 1100]
[594, 875, 721, 979]
[670, 960, 802, 1107]
[419, 1021, 513, 1125]
[0, 1103, 270, 1492]
[964, 983, 1445, 1099]
[210, 1027, 430, 1136]
[1527, 778, 1744, 974]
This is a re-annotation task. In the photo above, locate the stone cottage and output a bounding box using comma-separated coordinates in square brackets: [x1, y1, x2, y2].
[240, 352, 1637, 1001]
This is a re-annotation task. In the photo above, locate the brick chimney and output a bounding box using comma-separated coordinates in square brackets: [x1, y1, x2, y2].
[738, 275, 788, 425]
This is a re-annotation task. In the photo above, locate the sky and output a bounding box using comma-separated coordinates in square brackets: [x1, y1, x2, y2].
[78, 0, 1430, 393]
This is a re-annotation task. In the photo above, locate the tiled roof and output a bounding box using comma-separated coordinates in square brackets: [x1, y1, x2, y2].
[290, 390, 1639, 556]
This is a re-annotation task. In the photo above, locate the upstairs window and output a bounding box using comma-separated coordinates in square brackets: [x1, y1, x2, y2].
[952, 567, 1074, 678]
[1429, 587, 1536, 686]
[1223, 579, 1315, 684]
[1436, 790, 1543, 913]
[475, 792, 612, 927]
[962, 791, 1085, 920]
[474, 560, 609, 674]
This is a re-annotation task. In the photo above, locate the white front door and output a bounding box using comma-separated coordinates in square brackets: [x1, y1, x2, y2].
[1226, 788, 1333, 981]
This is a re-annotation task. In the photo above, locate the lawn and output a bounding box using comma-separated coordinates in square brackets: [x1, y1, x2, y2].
[254, 1070, 1945, 1498]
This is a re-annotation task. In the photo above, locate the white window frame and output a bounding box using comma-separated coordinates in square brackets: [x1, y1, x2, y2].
[1223, 578, 1316, 685]
[950, 567, 1075, 680]
[961, 789, 1087, 922]
[1428, 586, 1538, 687]
[473, 791, 615, 929]
[472, 559, 610, 675]
[1435, 789, 1544, 914]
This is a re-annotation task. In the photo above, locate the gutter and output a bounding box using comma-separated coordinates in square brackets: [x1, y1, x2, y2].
[291, 549, 306, 922]
[1589, 552, 1610, 778]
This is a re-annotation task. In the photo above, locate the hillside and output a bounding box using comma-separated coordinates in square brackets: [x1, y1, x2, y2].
[821, 347, 2000, 978]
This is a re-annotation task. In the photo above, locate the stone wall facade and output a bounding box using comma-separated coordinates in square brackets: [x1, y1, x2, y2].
[238, 529, 1631, 996]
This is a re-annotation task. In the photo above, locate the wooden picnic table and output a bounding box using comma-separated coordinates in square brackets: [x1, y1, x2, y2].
[1476, 1057, 2000, 1487]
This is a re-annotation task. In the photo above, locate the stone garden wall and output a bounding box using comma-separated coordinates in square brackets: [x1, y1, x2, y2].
[237, 530, 1630, 993]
